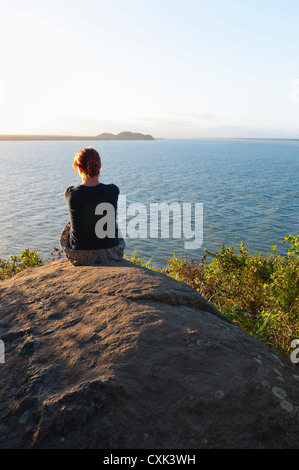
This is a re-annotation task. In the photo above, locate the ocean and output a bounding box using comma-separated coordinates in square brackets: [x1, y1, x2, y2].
[0, 139, 298, 268]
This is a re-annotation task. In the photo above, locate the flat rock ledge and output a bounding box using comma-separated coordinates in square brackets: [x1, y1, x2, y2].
[0, 258, 298, 449]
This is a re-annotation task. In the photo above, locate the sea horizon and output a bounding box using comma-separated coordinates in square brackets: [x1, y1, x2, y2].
[1, 135, 299, 141]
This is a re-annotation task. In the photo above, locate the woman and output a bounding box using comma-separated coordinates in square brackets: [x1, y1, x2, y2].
[60, 146, 125, 265]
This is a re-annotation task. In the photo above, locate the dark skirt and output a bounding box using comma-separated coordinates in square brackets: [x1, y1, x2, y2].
[60, 221, 126, 266]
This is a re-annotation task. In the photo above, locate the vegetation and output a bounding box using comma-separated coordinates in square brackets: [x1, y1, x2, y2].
[0, 249, 44, 280]
[1, 236, 298, 359]
[127, 235, 299, 359]
[0, 247, 62, 281]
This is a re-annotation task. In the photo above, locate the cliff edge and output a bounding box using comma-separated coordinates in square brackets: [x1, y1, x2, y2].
[0, 258, 298, 449]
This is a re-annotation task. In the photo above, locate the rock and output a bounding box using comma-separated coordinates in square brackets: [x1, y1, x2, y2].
[0, 258, 298, 449]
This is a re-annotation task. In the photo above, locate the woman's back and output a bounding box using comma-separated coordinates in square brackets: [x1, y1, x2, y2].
[64, 182, 120, 250]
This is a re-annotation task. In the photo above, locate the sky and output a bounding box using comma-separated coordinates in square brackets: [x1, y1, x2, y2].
[0, 0, 299, 138]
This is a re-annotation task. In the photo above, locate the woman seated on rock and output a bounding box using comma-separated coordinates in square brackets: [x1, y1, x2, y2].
[60, 146, 125, 266]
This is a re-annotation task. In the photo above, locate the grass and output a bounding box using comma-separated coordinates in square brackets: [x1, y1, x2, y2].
[1, 235, 298, 359]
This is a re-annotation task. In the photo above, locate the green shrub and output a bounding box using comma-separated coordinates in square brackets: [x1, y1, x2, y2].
[0, 249, 44, 281]
[124, 251, 160, 271]
[163, 235, 299, 358]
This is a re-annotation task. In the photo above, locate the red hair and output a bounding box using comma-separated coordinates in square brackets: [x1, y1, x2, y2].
[73, 147, 101, 177]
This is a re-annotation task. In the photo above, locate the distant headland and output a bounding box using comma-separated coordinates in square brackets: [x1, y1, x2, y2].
[0, 131, 155, 141]
[97, 132, 154, 140]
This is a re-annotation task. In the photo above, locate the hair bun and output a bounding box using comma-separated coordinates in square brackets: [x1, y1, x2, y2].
[73, 147, 101, 177]
[87, 161, 100, 174]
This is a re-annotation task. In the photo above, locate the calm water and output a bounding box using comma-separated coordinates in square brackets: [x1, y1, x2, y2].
[0, 139, 298, 267]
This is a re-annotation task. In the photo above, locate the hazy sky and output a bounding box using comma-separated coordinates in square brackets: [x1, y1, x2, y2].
[1, 0, 299, 138]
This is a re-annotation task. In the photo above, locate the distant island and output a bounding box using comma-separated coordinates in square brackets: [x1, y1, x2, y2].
[0, 131, 154, 141]
[97, 132, 154, 140]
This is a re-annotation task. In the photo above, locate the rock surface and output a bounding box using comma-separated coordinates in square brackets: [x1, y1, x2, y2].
[0, 258, 298, 449]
